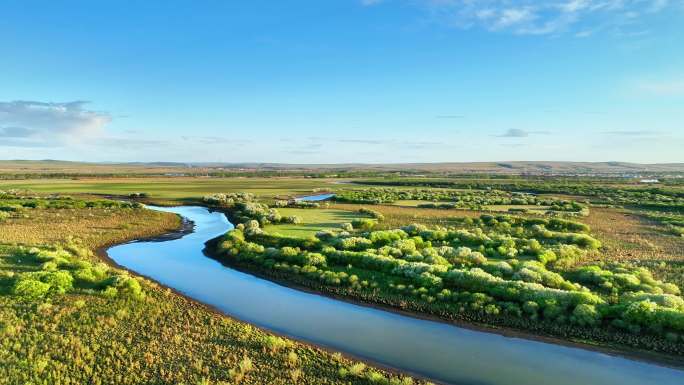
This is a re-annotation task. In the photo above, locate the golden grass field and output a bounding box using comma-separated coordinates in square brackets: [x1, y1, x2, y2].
[582, 207, 684, 286]
[1, 207, 180, 249]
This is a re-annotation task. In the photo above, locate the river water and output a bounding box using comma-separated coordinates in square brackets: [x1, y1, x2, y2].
[107, 205, 684, 385]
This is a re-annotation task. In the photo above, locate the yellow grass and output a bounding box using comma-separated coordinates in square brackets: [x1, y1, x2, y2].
[0, 207, 179, 250]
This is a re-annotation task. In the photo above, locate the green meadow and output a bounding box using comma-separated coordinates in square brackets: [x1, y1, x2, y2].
[0, 177, 341, 202]
[266, 207, 365, 237]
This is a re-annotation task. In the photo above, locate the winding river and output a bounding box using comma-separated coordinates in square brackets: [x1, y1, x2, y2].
[107, 205, 684, 385]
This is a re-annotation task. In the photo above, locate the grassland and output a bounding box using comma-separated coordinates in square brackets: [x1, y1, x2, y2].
[0, 192, 424, 385]
[331, 203, 481, 229]
[2, 159, 683, 176]
[266, 208, 365, 237]
[4, 174, 684, 379]
[392, 200, 551, 214]
[0, 160, 193, 176]
[0, 206, 180, 249]
[582, 207, 684, 288]
[0, 177, 343, 203]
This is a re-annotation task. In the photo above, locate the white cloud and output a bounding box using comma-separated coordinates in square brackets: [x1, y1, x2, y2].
[0, 100, 111, 146]
[560, 0, 592, 13]
[362, 0, 675, 36]
[0, 100, 263, 152]
[649, 0, 669, 12]
[494, 8, 535, 29]
[499, 128, 529, 137]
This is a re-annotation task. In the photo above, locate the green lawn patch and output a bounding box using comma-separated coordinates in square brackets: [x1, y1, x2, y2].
[265, 208, 363, 237]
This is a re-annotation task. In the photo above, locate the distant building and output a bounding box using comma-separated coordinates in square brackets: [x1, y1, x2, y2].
[639, 179, 660, 183]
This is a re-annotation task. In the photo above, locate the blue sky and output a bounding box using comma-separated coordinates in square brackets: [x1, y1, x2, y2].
[1, 0, 683, 163]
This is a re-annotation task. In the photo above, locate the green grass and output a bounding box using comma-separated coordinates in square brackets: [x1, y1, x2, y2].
[266, 208, 364, 237]
[484, 204, 550, 213]
[389, 200, 552, 212]
[0, 177, 344, 203]
[0, 247, 419, 385]
[391, 200, 433, 207]
[0, 194, 422, 385]
[390, 200, 554, 215]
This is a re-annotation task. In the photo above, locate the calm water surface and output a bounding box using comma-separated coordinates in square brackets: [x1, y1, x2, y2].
[295, 193, 335, 201]
[108, 206, 684, 385]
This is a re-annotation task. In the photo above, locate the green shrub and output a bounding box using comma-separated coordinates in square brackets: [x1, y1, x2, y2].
[12, 278, 51, 299]
[352, 218, 377, 231]
[119, 277, 144, 300]
[43, 271, 74, 294]
[572, 304, 600, 326]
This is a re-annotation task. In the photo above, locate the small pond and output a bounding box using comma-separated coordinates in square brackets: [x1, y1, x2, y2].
[295, 193, 335, 201]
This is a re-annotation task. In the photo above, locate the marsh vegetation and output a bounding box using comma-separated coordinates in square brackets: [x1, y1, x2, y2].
[2, 173, 684, 384]
[208, 179, 684, 358]
[0, 191, 423, 385]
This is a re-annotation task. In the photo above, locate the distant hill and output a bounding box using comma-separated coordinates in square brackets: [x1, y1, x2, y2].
[0, 160, 193, 175]
[194, 161, 684, 174]
[1, 160, 683, 176]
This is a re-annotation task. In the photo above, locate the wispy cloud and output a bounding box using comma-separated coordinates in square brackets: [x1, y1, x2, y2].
[499, 128, 528, 137]
[0, 100, 111, 147]
[498, 128, 549, 137]
[0, 100, 188, 150]
[493, 7, 536, 30]
[362, 0, 675, 36]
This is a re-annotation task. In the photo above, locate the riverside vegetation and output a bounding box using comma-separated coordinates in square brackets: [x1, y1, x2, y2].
[334, 188, 588, 216]
[2, 173, 684, 383]
[357, 178, 684, 215]
[210, 186, 684, 358]
[0, 190, 424, 385]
